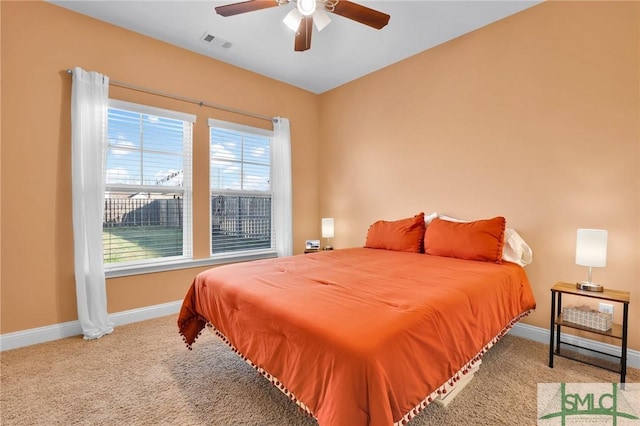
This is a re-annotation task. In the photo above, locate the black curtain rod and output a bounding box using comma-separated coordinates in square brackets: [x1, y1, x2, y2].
[66, 69, 273, 123]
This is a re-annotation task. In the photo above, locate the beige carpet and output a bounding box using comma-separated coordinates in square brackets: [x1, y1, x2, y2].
[1, 315, 637, 425]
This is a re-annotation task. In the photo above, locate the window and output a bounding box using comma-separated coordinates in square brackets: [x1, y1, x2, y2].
[103, 100, 194, 269]
[209, 118, 275, 256]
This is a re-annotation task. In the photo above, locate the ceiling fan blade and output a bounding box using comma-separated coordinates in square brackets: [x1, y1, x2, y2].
[294, 16, 313, 52]
[331, 1, 390, 30]
[215, 0, 279, 17]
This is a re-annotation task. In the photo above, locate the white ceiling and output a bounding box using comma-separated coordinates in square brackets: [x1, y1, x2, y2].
[49, 0, 541, 94]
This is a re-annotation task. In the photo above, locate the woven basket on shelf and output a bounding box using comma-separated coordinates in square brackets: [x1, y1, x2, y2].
[562, 305, 613, 331]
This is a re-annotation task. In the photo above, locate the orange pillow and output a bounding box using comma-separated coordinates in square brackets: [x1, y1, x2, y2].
[424, 216, 506, 263]
[365, 212, 426, 253]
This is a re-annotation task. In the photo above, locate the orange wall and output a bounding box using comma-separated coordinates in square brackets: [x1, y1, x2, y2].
[319, 1, 639, 350]
[0, 1, 320, 333]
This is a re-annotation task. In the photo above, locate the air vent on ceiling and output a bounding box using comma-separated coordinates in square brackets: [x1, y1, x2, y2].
[200, 32, 232, 49]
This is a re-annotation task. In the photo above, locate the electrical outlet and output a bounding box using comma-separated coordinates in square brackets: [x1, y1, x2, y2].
[599, 302, 614, 315]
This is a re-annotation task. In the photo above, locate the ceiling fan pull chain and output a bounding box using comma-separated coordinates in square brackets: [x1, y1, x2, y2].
[325, 0, 339, 12]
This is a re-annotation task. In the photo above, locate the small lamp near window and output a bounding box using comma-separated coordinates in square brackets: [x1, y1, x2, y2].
[575, 229, 607, 292]
[322, 218, 334, 251]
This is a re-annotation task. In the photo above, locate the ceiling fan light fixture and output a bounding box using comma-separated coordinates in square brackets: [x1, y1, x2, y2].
[297, 0, 316, 17]
[283, 8, 303, 31]
[216, 0, 390, 52]
[313, 8, 331, 31]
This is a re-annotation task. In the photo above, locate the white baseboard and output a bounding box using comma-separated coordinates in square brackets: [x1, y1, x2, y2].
[109, 300, 182, 326]
[0, 300, 182, 352]
[2, 306, 638, 371]
[509, 322, 640, 369]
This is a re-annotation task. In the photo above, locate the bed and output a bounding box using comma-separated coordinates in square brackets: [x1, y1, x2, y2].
[178, 213, 537, 425]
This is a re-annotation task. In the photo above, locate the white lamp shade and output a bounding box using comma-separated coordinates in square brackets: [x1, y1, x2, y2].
[297, 0, 316, 16]
[575, 229, 607, 267]
[313, 9, 331, 31]
[283, 8, 302, 31]
[321, 218, 334, 238]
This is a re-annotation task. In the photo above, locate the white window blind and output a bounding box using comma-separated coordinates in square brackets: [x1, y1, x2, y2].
[208, 118, 275, 255]
[103, 100, 194, 267]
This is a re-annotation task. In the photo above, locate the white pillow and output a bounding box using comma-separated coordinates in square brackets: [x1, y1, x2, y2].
[424, 211, 438, 225]
[438, 214, 466, 223]
[502, 228, 533, 266]
[436, 214, 533, 266]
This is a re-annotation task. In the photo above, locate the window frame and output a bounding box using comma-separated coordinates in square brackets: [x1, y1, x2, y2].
[103, 109, 281, 279]
[208, 118, 277, 260]
[104, 99, 195, 277]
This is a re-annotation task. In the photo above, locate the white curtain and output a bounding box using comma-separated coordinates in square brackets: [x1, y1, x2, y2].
[71, 67, 114, 339]
[272, 117, 293, 257]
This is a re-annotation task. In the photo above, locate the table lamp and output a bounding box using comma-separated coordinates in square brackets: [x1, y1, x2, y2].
[575, 228, 607, 292]
[322, 218, 334, 250]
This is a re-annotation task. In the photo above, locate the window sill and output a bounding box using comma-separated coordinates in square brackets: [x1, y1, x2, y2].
[105, 249, 278, 279]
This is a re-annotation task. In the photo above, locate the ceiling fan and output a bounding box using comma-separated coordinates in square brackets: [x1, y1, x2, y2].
[215, 0, 390, 52]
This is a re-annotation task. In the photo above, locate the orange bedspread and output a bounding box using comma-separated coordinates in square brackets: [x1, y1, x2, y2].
[178, 248, 536, 426]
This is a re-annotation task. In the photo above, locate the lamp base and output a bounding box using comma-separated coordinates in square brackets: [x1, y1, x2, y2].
[323, 246, 333, 251]
[576, 281, 604, 292]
